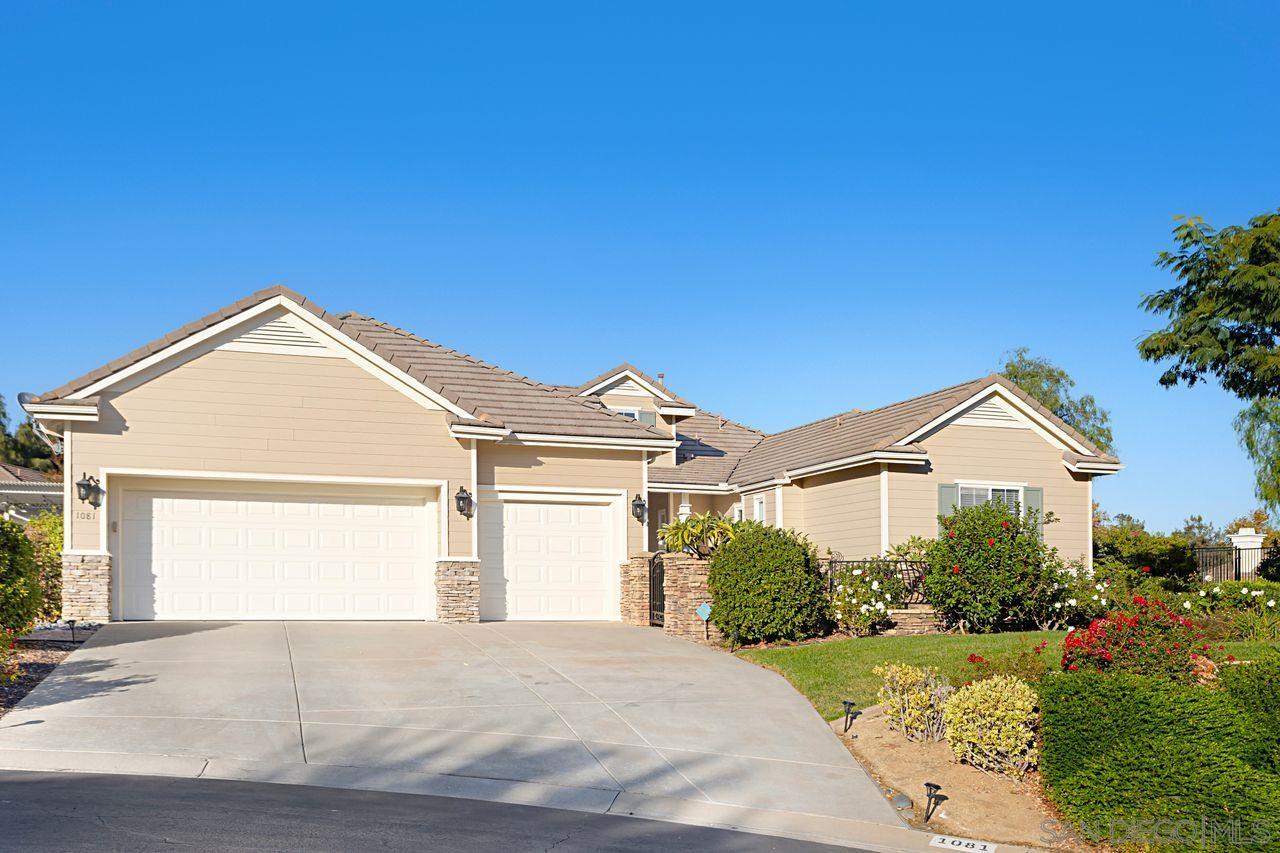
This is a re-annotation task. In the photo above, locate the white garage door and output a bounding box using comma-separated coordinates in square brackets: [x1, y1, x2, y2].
[118, 486, 436, 620]
[478, 498, 619, 621]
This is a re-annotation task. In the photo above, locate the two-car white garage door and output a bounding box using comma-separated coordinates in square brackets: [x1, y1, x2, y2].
[117, 486, 437, 620]
[116, 482, 621, 622]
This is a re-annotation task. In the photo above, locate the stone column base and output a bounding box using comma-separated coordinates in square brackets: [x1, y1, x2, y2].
[884, 607, 942, 636]
[661, 553, 723, 646]
[61, 553, 112, 622]
[435, 560, 480, 623]
[619, 552, 654, 627]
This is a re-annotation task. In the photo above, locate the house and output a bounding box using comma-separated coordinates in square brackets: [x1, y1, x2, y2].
[0, 461, 62, 522]
[23, 287, 1120, 624]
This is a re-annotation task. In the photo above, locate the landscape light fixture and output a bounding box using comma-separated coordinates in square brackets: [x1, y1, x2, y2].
[454, 486, 474, 519]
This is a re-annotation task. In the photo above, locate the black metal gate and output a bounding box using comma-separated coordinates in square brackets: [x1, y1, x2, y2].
[649, 553, 665, 627]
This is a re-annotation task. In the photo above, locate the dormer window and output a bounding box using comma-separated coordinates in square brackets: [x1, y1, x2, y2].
[612, 407, 657, 426]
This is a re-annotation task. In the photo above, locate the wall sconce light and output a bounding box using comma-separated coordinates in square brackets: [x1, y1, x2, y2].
[631, 494, 646, 521]
[454, 486, 474, 519]
[75, 473, 103, 509]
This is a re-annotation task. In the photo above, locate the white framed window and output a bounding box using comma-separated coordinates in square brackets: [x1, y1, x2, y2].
[753, 495, 767, 523]
[958, 483, 1024, 514]
[609, 407, 657, 426]
[733, 504, 744, 522]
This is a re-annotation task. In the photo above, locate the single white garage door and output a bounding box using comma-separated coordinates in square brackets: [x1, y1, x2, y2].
[117, 485, 436, 620]
[478, 497, 619, 621]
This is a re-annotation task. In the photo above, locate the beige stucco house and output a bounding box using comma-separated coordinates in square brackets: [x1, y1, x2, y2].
[24, 287, 1120, 624]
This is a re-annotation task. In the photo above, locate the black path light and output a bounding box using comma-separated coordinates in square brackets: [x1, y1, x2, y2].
[454, 486, 474, 519]
[631, 493, 647, 521]
[923, 782, 947, 822]
[75, 473, 103, 508]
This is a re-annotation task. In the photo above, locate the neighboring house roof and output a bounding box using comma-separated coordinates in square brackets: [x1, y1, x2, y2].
[648, 410, 764, 486]
[30, 286, 668, 444]
[0, 462, 56, 484]
[729, 374, 1118, 487]
[574, 363, 697, 408]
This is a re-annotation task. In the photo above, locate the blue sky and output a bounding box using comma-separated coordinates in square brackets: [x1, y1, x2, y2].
[1, 2, 1277, 533]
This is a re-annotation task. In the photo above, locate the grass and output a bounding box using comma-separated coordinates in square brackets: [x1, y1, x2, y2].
[738, 631, 1279, 720]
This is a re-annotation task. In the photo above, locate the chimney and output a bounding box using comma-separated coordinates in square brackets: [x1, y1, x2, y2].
[657, 372, 665, 386]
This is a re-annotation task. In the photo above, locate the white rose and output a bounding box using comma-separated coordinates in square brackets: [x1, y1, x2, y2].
[1100, 598, 1107, 605]
[875, 601, 885, 611]
[1199, 590, 1207, 597]
[1053, 602, 1062, 609]
[1213, 586, 1222, 594]
[1204, 574, 1213, 581]
[852, 569, 863, 576]
[1268, 600, 1276, 608]
[1092, 594, 1099, 600]
[1183, 601, 1192, 610]
[1241, 587, 1250, 594]
[1067, 598, 1077, 606]
[871, 580, 880, 591]
[1096, 584, 1105, 592]
[1253, 590, 1264, 597]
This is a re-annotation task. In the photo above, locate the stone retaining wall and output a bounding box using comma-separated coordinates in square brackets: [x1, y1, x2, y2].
[884, 607, 942, 636]
[619, 552, 653, 627]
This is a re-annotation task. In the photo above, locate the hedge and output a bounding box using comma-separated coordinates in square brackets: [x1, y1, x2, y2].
[1040, 672, 1280, 849]
[0, 518, 41, 632]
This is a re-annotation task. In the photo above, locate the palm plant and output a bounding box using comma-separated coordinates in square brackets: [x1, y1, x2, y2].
[658, 512, 737, 558]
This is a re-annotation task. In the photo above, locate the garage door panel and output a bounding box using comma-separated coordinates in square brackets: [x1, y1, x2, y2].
[119, 487, 435, 620]
[478, 497, 619, 621]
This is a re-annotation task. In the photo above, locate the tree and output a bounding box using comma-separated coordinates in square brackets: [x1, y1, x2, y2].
[1174, 514, 1225, 546]
[999, 348, 1115, 453]
[1138, 211, 1280, 511]
[0, 394, 58, 473]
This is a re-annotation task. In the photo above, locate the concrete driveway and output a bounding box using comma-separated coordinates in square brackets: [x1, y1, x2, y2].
[0, 622, 915, 848]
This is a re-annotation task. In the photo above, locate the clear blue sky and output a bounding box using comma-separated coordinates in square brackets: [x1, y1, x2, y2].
[2, 2, 1277, 533]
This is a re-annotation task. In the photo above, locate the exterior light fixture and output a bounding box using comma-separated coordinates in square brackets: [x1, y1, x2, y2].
[841, 699, 859, 733]
[75, 473, 103, 509]
[923, 782, 946, 823]
[454, 486, 474, 519]
[631, 494, 646, 521]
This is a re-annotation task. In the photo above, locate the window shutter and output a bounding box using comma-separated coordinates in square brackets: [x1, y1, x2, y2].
[937, 483, 959, 534]
[1024, 487, 1044, 536]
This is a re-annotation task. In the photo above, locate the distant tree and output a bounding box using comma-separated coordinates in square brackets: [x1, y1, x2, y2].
[1138, 211, 1280, 511]
[999, 348, 1114, 453]
[1224, 508, 1280, 546]
[1175, 515, 1225, 546]
[0, 394, 58, 473]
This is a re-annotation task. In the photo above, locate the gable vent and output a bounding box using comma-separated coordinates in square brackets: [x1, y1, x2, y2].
[600, 377, 651, 397]
[219, 317, 340, 358]
[954, 398, 1028, 429]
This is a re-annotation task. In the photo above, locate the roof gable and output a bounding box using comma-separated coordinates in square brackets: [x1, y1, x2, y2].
[575, 364, 696, 408]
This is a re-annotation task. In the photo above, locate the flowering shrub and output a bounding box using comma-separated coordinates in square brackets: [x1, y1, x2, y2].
[0, 628, 17, 685]
[963, 640, 1052, 684]
[926, 501, 1066, 632]
[1060, 598, 1225, 683]
[1173, 580, 1280, 641]
[1092, 524, 1198, 588]
[943, 676, 1040, 778]
[873, 663, 951, 742]
[830, 560, 906, 636]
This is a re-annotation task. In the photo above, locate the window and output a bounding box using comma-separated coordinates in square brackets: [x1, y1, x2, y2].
[611, 407, 658, 426]
[959, 484, 1023, 514]
[733, 504, 744, 522]
[753, 495, 767, 523]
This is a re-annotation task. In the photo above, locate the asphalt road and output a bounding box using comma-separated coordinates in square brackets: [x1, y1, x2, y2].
[0, 771, 860, 852]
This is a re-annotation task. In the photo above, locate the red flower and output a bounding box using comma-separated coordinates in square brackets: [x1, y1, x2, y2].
[1141, 565, 1152, 573]
[967, 653, 985, 664]
[1132, 595, 1148, 606]
[987, 537, 996, 547]
[951, 565, 961, 574]
[1001, 521, 1010, 529]
[1067, 664, 1079, 672]
[1227, 654, 1237, 663]
[947, 530, 956, 538]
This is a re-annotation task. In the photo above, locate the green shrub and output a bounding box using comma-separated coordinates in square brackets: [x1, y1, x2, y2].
[706, 522, 828, 644]
[873, 662, 951, 742]
[830, 559, 906, 636]
[943, 675, 1039, 778]
[1173, 580, 1280, 641]
[1092, 525, 1198, 588]
[0, 519, 40, 633]
[0, 627, 17, 685]
[1259, 551, 1280, 583]
[1221, 651, 1280, 772]
[925, 501, 1066, 632]
[25, 511, 62, 624]
[1040, 673, 1280, 850]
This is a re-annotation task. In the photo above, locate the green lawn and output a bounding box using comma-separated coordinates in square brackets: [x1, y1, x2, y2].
[738, 631, 1278, 720]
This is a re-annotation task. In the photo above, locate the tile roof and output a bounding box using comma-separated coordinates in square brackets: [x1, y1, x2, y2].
[573, 363, 696, 407]
[0, 462, 57, 484]
[728, 374, 1118, 486]
[648, 409, 764, 486]
[32, 287, 667, 442]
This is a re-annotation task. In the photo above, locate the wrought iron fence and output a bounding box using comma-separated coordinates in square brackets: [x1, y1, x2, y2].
[649, 552, 665, 627]
[820, 558, 929, 605]
[1193, 546, 1274, 582]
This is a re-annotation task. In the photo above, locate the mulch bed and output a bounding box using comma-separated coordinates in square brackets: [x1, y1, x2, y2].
[1, 639, 77, 720]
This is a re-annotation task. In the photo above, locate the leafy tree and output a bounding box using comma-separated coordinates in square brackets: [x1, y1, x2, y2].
[1175, 514, 1225, 546]
[1138, 211, 1280, 511]
[1224, 507, 1280, 546]
[0, 394, 58, 473]
[999, 348, 1114, 453]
